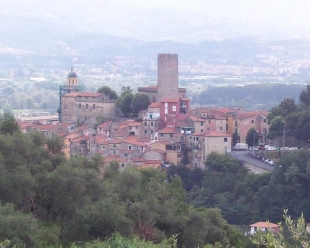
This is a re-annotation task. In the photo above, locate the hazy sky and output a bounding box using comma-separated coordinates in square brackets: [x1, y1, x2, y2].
[2, 0, 310, 42]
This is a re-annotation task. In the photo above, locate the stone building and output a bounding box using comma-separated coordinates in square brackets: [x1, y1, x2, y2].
[138, 54, 186, 102]
[60, 67, 117, 126]
[61, 92, 117, 126]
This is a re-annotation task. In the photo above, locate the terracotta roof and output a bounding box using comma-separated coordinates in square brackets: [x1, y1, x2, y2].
[128, 122, 142, 127]
[64, 133, 80, 139]
[259, 110, 269, 116]
[30, 124, 58, 131]
[194, 131, 230, 137]
[59, 122, 74, 127]
[249, 222, 280, 228]
[123, 135, 148, 146]
[76, 125, 90, 131]
[157, 127, 177, 134]
[18, 122, 32, 129]
[71, 136, 90, 143]
[97, 121, 112, 129]
[237, 112, 258, 120]
[108, 139, 122, 144]
[132, 158, 145, 162]
[212, 107, 235, 114]
[94, 135, 107, 144]
[148, 102, 161, 108]
[188, 115, 207, 122]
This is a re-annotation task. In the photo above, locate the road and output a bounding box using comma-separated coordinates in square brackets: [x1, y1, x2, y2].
[227, 150, 274, 171]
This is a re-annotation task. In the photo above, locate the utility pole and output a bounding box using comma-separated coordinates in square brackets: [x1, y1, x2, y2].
[283, 128, 289, 148]
[252, 131, 257, 155]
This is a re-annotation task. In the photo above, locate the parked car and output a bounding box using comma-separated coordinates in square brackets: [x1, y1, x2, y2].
[268, 160, 274, 166]
[266, 146, 277, 151]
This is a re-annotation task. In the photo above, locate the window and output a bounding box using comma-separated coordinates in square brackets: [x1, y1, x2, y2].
[172, 105, 176, 111]
[224, 138, 228, 142]
[86, 104, 88, 109]
[208, 120, 211, 124]
[93, 104, 95, 110]
[121, 163, 125, 168]
[252, 120, 254, 123]
[220, 127, 222, 130]
[128, 146, 132, 150]
[144, 122, 147, 126]
[151, 122, 153, 126]
[201, 129, 203, 132]
[150, 130, 153, 134]
[113, 144, 116, 148]
[144, 130, 147, 133]
[113, 151, 115, 154]
[170, 134, 173, 137]
[264, 119, 266, 123]
[201, 122, 203, 126]
[79, 103, 81, 109]
[160, 134, 164, 138]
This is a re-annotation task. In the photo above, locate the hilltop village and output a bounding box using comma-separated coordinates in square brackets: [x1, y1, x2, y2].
[17, 54, 269, 169]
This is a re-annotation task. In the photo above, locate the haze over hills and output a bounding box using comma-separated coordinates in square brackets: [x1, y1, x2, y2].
[2, 0, 310, 45]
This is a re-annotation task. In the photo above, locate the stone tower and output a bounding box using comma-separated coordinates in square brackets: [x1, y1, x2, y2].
[67, 67, 78, 86]
[157, 54, 179, 100]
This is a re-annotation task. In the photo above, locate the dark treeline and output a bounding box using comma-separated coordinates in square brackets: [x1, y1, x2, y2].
[192, 84, 305, 110]
[0, 115, 251, 248]
[168, 151, 310, 226]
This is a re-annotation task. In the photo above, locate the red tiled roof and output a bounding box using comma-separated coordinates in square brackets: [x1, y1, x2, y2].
[64, 133, 80, 139]
[188, 115, 206, 122]
[249, 222, 280, 228]
[149, 102, 161, 108]
[31, 124, 58, 131]
[59, 122, 74, 127]
[97, 121, 112, 129]
[76, 125, 91, 131]
[18, 122, 32, 129]
[237, 112, 258, 120]
[157, 127, 177, 134]
[194, 131, 230, 137]
[71, 135, 90, 142]
[128, 122, 142, 127]
[108, 139, 122, 144]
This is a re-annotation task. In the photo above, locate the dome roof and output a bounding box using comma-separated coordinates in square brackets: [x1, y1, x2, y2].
[67, 67, 77, 78]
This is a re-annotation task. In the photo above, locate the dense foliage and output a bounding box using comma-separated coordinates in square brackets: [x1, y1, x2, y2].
[97, 86, 118, 100]
[168, 151, 310, 226]
[265, 84, 310, 146]
[0, 117, 245, 248]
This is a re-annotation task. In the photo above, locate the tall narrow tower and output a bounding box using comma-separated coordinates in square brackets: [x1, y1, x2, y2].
[157, 54, 179, 100]
[67, 67, 78, 86]
[59, 67, 81, 122]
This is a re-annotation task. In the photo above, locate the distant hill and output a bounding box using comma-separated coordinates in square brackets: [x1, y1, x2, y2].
[191, 84, 305, 110]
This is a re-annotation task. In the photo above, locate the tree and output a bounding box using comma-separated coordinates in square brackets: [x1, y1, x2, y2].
[119, 93, 133, 117]
[97, 86, 118, 100]
[268, 116, 286, 140]
[299, 84, 310, 109]
[246, 128, 258, 147]
[0, 113, 20, 135]
[232, 131, 240, 145]
[251, 210, 310, 248]
[131, 93, 150, 117]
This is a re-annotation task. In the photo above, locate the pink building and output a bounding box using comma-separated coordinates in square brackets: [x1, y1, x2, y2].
[160, 98, 190, 128]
